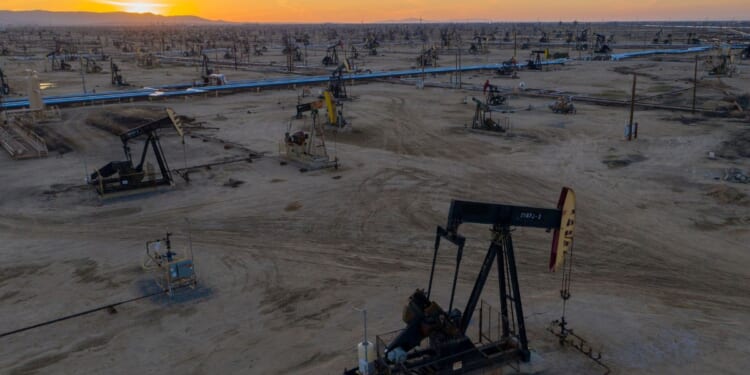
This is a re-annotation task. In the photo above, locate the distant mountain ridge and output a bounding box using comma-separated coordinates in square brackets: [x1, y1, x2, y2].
[0, 10, 227, 26]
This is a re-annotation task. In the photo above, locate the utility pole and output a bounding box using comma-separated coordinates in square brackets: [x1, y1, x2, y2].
[420, 45, 425, 89]
[0, 86, 4, 125]
[79, 54, 87, 94]
[692, 55, 698, 114]
[458, 43, 462, 89]
[628, 73, 637, 141]
[453, 46, 461, 88]
[420, 17, 425, 89]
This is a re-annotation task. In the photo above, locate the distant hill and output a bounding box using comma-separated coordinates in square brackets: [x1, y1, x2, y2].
[0, 10, 227, 26]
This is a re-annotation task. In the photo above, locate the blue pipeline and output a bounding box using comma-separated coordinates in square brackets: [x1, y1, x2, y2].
[2, 45, 731, 110]
[611, 46, 713, 60]
[2, 61, 567, 110]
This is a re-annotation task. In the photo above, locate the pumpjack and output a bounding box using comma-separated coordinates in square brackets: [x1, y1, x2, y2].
[295, 90, 346, 128]
[707, 53, 737, 77]
[110, 59, 128, 86]
[686, 32, 701, 45]
[323, 41, 342, 66]
[329, 59, 352, 99]
[0, 68, 9, 96]
[528, 50, 546, 70]
[46, 51, 72, 71]
[593, 33, 612, 54]
[539, 31, 549, 43]
[200, 54, 213, 83]
[365, 36, 379, 56]
[281, 108, 338, 172]
[482, 80, 507, 106]
[468, 34, 489, 55]
[283, 36, 303, 62]
[345, 188, 577, 374]
[550, 96, 576, 114]
[496, 57, 519, 78]
[89, 108, 184, 196]
[349, 45, 360, 60]
[652, 29, 663, 44]
[416, 46, 439, 67]
[253, 44, 266, 56]
[82, 57, 102, 74]
[470, 97, 506, 133]
[575, 28, 590, 51]
[0, 68, 8, 124]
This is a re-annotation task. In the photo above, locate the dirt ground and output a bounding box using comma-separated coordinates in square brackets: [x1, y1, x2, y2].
[1, 37, 750, 375]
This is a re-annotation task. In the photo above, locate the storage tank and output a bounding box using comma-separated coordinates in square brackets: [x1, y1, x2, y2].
[358, 341, 375, 375]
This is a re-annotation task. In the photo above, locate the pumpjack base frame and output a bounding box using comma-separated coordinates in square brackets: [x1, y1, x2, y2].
[366, 338, 523, 375]
[94, 181, 172, 199]
[280, 155, 338, 173]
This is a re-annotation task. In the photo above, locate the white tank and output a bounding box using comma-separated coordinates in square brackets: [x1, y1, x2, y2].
[358, 341, 375, 374]
[25, 70, 44, 111]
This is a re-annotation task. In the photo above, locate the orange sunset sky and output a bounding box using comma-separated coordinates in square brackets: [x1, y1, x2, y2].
[2, 0, 749, 23]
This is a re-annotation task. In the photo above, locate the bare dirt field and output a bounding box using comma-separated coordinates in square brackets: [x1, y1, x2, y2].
[1, 29, 750, 375]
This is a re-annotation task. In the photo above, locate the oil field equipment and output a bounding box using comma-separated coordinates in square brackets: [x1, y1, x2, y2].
[136, 52, 158, 68]
[281, 109, 338, 171]
[329, 59, 352, 99]
[663, 33, 673, 45]
[550, 96, 576, 114]
[323, 41, 343, 66]
[344, 188, 577, 374]
[0, 67, 7, 125]
[652, 29, 663, 44]
[200, 54, 227, 85]
[323, 90, 347, 129]
[593, 33, 612, 55]
[539, 31, 549, 43]
[0, 67, 9, 98]
[575, 28, 590, 51]
[296, 90, 346, 129]
[282, 35, 303, 62]
[686, 32, 701, 45]
[364, 36, 379, 56]
[142, 232, 197, 296]
[110, 59, 128, 86]
[82, 57, 103, 74]
[468, 34, 489, 55]
[482, 80, 507, 106]
[416, 45, 439, 67]
[46, 51, 72, 71]
[470, 97, 507, 133]
[89, 108, 184, 196]
[707, 52, 737, 77]
[295, 98, 324, 119]
[527, 50, 547, 70]
[496, 58, 518, 78]
[253, 44, 265, 56]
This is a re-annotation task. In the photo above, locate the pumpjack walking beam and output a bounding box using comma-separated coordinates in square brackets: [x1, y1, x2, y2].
[427, 199, 567, 362]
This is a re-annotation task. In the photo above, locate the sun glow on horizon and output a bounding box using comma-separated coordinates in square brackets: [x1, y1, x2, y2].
[99, 0, 167, 15]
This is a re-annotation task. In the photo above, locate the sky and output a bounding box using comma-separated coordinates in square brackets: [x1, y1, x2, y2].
[2, 0, 749, 23]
